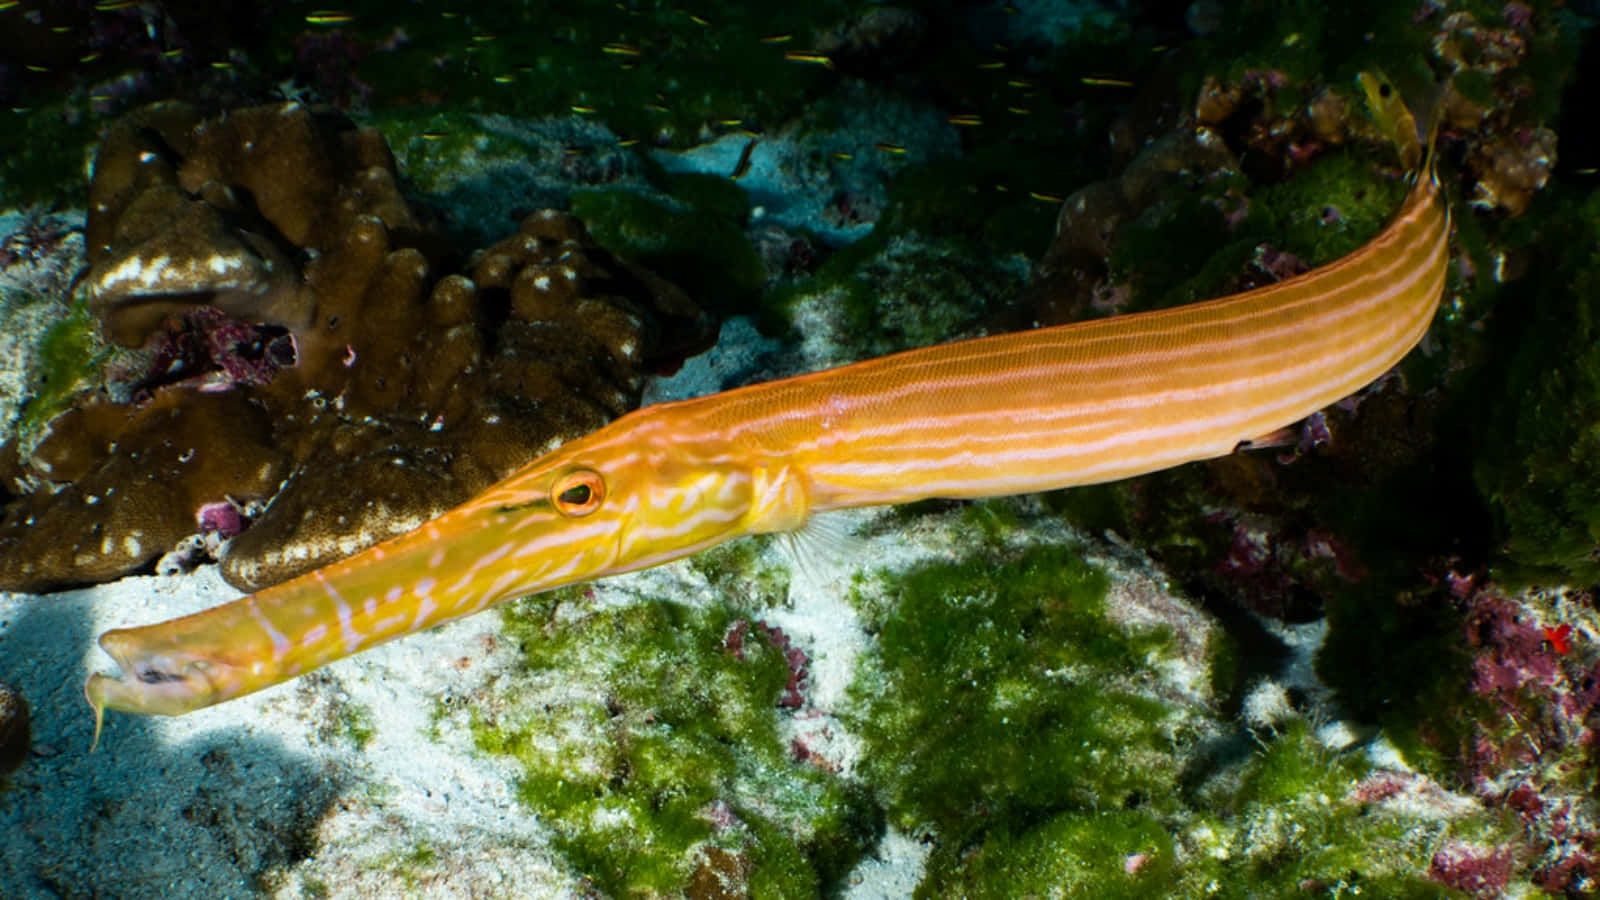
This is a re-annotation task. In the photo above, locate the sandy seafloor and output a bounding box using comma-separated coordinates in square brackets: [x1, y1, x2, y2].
[3, 313, 1158, 897]
[0, 317, 907, 897]
[0, 313, 1236, 897]
[1, 504, 1220, 898]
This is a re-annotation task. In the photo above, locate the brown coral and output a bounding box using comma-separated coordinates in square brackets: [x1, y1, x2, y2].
[1426, 11, 1557, 218]
[0, 392, 286, 588]
[1466, 126, 1556, 217]
[81, 101, 425, 346]
[221, 208, 712, 591]
[0, 102, 713, 593]
[1026, 127, 1239, 325]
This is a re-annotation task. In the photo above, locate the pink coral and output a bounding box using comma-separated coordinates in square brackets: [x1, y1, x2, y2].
[1430, 842, 1514, 895]
[1452, 583, 1600, 893]
[724, 619, 810, 708]
[196, 501, 244, 538]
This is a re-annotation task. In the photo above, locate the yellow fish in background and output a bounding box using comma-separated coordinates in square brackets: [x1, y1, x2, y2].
[85, 74, 1450, 746]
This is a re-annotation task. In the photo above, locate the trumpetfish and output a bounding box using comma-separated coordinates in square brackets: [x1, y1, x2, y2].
[85, 93, 1450, 745]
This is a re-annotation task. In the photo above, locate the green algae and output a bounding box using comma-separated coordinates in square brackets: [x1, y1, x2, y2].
[362, 841, 441, 891]
[686, 535, 789, 609]
[445, 497, 1520, 895]
[327, 701, 376, 751]
[946, 718, 1496, 897]
[1188, 721, 1476, 898]
[571, 187, 766, 312]
[837, 524, 1510, 895]
[1252, 152, 1406, 265]
[926, 810, 1177, 899]
[1112, 152, 1402, 315]
[1474, 185, 1600, 587]
[765, 230, 1028, 360]
[0, 104, 92, 209]
[845, 543, 1185, 846]
[472, 592, 872, 896]
[1042, 436, 1490, 781]
[16, 294, 106, 438]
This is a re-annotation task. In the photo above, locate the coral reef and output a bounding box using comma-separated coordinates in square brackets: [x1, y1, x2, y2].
[79, 100, 426, 346]
[0, 391, 288, 588]
[0, 101, 712, 592]
[1, 0, 1596, 895]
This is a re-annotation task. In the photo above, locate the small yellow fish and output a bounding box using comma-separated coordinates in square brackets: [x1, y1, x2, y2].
[783, 51, 833, 69]
[304, 10, 355, 25]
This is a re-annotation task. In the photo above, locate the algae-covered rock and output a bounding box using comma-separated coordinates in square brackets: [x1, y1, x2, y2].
[571, 187, 767, 313]
[846, 541, 1212, 839]
[0, 209, 93, 439]
[468, 590, 875, 897]
[1474, 186, 1600, 587]
[774, 231, 1029, 370]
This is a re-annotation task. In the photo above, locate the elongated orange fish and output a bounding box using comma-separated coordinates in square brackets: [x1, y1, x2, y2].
[85, 139, 1449, 744]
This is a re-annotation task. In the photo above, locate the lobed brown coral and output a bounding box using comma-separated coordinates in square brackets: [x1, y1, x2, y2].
[0, 102, 713, 593]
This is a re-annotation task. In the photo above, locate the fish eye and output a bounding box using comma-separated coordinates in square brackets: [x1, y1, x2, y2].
[552, 469, 605, 517]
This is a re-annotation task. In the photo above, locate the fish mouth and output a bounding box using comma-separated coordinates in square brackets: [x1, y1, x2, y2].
[85, 657, 218, 716]
[85, 630, 240, 748]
